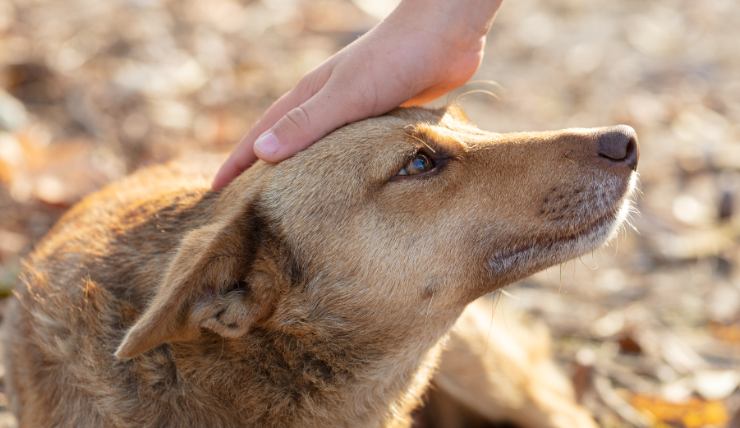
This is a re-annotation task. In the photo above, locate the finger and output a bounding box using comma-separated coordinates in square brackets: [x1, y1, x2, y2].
[211, 90, 309, 190]
[246, 65, 335, 141]
[253, 89, 358, 162]
[211, 72, 329, 190]
[211, 138, 258, 190]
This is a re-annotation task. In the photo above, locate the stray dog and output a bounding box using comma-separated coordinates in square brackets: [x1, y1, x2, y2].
[3, 106, 637, 427]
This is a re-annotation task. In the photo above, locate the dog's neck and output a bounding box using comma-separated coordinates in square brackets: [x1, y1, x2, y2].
[163, 294, 450, 428]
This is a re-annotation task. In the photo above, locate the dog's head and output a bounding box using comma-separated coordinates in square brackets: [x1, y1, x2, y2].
[116, 106, 638, 359]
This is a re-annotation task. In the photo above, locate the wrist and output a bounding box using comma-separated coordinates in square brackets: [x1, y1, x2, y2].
[393, 0, 500, 47]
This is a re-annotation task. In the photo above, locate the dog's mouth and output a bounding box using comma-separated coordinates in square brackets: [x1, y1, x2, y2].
[487, 176, 636, 278]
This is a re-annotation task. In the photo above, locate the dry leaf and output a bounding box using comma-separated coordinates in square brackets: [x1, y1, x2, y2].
[709, 323, 740, 345]
[630, 395, 729, 428]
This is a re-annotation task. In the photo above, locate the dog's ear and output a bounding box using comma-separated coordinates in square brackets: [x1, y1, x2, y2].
[443, 104, 470, 123]
[115, 205, 274, 360]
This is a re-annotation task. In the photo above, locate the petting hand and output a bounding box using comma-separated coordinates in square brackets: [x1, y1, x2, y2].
[212, 0, 502, 190]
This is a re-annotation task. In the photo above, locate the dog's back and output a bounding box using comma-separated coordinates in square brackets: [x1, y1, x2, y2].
[4, 159, 220, 426]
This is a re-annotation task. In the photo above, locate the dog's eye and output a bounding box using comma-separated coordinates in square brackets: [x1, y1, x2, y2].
[397, 153, 435, 176]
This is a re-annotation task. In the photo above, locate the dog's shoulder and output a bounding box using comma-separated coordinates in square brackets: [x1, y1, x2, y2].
[14, 153, 224, 332]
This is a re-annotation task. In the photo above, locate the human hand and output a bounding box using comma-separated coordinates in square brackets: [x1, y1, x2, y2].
[212, 0, 503, 190]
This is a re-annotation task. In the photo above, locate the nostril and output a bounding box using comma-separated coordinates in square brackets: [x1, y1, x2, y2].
[597, 125, 639, 170]
[624, 137, 638, 170]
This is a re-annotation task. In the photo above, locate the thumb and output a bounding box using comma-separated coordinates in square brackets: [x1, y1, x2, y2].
[253, 90, 355, 162]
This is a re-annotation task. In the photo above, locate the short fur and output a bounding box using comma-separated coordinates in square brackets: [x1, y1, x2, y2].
[418, 299, 597, 428]
[4, 107, 637, 427]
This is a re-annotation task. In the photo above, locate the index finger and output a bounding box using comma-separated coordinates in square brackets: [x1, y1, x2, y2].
[211, 86, 315, 190]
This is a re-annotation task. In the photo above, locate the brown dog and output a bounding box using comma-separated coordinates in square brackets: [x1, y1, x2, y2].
[3, 106, 637, 427]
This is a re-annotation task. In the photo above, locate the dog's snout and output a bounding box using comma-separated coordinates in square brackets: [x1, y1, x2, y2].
[597, 125, 639, 170]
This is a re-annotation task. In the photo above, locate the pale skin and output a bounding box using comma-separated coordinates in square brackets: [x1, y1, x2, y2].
[212, 0, 504, 190]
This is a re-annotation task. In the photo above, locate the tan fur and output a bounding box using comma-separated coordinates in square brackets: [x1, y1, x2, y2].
[3, 107, 636, 427]
[419, 299, 597, 428]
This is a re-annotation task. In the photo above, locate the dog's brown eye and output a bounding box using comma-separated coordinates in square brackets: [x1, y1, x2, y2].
[397, 153, 435, 176]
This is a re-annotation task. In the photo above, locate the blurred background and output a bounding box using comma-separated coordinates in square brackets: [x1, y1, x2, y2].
[1, 0, 739, 426]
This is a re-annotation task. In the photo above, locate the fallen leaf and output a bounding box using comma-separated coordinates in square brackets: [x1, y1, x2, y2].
[709, 322, 740, 345]
[630, 394, 729, 428]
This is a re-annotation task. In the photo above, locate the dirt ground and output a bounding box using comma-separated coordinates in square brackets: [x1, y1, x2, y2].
[1, 0, 739, 426]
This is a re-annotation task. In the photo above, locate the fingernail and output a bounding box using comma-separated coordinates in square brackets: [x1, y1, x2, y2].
[254, 132, 280, 157]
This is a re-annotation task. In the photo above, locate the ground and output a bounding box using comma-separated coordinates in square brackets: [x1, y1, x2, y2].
[1, 0, 739, 427]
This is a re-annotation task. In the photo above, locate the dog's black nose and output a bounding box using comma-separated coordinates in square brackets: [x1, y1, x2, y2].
[597, 125, 639, 170]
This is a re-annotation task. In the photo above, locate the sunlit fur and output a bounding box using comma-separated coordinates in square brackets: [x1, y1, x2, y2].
[420, 299, 597, 428]
[3, 106, 636, 427]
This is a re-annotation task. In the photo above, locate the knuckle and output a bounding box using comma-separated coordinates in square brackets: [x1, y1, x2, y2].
[296, 67, 331, 95]
[294, 75, 317, 95]
[283, 106, 311, 130]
